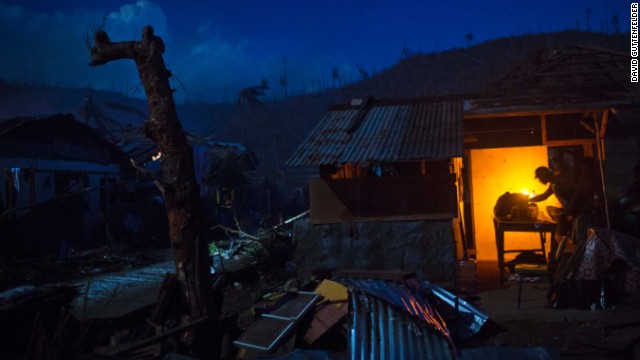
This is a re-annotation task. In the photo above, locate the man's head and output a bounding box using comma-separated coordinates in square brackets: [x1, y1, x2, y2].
[534, 166, 553, 184]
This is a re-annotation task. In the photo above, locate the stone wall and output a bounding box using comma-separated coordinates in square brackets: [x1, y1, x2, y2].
[293, 219, 455, 282]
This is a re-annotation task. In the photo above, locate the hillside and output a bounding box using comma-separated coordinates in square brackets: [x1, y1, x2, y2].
[212, 30, 629, 170]
[0, 30, 629, 171]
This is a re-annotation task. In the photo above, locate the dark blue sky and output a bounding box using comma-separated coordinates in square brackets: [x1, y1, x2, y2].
[0, 0, 630, 104]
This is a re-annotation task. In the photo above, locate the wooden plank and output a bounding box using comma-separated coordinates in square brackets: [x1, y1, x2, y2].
[145, 273, 178, 336]
[94, 316, 209, 357]
[545, 139, 597, 147]
[332, 269, 415, 281]
[464, 106, 615, 119]
[602, 310, 640, 328]
[303, 302, 348, 344]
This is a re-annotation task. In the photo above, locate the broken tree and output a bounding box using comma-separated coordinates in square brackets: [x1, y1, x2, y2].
[89, 26, 215, 324]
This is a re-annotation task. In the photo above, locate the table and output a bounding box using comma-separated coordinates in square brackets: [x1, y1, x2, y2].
[493, 218, 557, 284]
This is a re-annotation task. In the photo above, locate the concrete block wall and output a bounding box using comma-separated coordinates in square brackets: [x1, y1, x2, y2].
[293, 219, 455, 282]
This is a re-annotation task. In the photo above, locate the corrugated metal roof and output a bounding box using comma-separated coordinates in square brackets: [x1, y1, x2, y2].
[337, 278, 456, 360]
[286, 100, 462, 166]
[421, 281, 488, 341]
[339, 279, 451, 338]
[349, 290, 455, 360]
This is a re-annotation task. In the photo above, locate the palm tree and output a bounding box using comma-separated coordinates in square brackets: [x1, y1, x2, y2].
[332, 67, 340, 88]
[280, 56, 288, 99]
[237, 79, 269, 113]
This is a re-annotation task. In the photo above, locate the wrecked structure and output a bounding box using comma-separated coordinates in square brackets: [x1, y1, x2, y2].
[0, 114, 129, 255]
[0, 40, 639, 359]
[463, 45, 640, 262]
[286, 98, 463, 282]
[287, 45, 640, 284]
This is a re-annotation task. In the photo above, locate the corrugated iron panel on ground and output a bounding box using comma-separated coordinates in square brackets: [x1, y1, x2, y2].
[350, 290, 454, 360]
[339, 278, 451, 339]
[286, 100, 462, 166]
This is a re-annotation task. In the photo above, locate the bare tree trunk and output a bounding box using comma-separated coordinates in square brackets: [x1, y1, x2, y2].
[89, 26, 213, 322]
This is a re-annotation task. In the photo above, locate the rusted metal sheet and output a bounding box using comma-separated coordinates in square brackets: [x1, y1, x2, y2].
[421, 281, 488, 341]
[340, 279, 451, 338]
[349, 289, 455, 360]
[286, 100, 462, 166]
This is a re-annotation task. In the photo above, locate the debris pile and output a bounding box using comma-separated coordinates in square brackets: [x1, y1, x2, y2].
[228, 269, 488, 360]
[563, 294, 640, 359]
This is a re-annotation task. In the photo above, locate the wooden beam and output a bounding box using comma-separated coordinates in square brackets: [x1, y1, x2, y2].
[531, 68, 627, 77]
[545, 139, 597, 147]
[331, 269, 416, 281]
[464, 106, 611, 119]
[540, 114, 547, 145]
[579, 119, 596, 134]
[600, 109, 609, 137]
[95, 316, 209, 357]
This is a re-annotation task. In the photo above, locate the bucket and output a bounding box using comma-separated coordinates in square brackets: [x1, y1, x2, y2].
[455, 259, 478, 294]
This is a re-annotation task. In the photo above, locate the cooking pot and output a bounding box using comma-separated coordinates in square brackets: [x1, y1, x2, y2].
[510, 203, 538, 220]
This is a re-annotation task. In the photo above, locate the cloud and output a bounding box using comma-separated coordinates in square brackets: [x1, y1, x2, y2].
[0, 0, 357, 104]
[169, 32, 278, 103]
[0, 1, 167, 94]
[106, 0, 168, 42]
[167, 24, 356, 103]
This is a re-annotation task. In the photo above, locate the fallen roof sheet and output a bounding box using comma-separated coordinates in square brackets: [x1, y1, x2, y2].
[337, 277, 459, 360]
[421, 281, 488, 341]
[338, 278, 451, 338]
[349, 290, 454, 360]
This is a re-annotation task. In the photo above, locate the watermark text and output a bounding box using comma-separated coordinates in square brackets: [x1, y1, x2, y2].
[632, 3, 638, 82]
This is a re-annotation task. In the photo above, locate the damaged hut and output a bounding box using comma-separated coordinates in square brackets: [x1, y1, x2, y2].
[286, 45, 640, 286]
[286, 97, 464, 282]
[462, 45, 640, 282]
[0, 114, 130, 256]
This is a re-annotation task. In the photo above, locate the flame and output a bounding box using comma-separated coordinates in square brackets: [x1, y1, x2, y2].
[521, 189, 535, 198]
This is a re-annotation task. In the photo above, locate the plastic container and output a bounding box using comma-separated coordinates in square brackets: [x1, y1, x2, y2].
[455, 259, 478, 294]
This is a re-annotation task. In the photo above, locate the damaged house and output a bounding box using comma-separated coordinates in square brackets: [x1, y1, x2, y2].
[287, 45, 640, 284]
[286, 98, 463, 282]
[0, 114, 129, 256]
[462, 46, 640, 280]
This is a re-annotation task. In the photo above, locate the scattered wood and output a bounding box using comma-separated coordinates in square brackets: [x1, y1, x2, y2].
[332, 268, 416, 281]
[303, 301, 348, 345]
[144, 273, 179, 337]
[93, 316, 209, 357]
[564, 299, 640, 359]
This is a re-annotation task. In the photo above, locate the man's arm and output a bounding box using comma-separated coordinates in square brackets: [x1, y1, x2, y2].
[529, 186, 553, 203]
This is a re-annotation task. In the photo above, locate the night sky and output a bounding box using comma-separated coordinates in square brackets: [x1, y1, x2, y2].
[0, 0, 630, 104]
